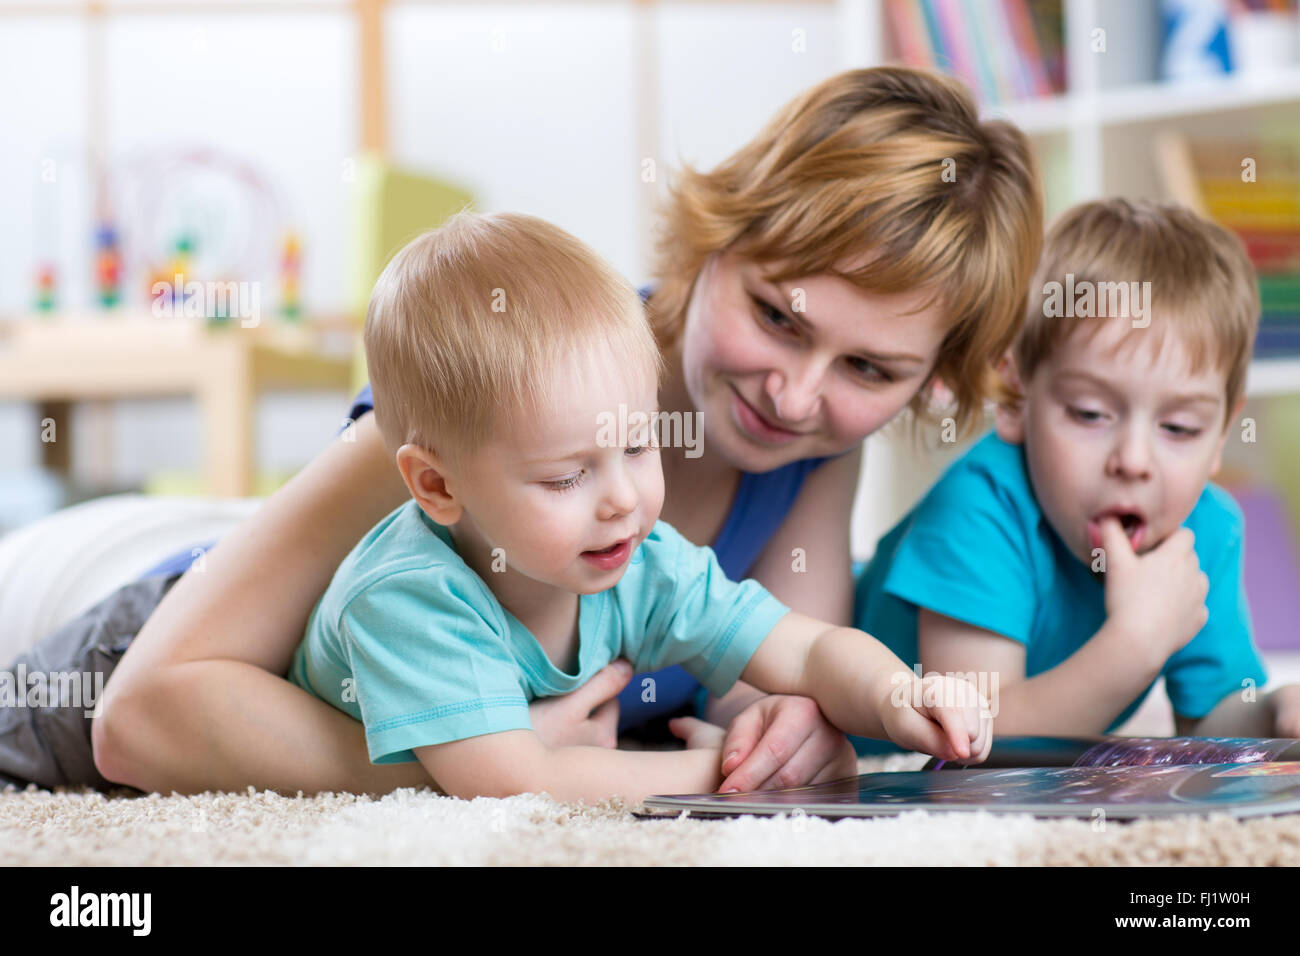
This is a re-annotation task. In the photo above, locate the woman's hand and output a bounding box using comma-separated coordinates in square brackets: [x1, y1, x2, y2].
[529, 660, 632, 749]
[715, 694, 858, 793]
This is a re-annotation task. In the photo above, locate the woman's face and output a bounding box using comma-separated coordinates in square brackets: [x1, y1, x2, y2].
[678, 250, 951, 472]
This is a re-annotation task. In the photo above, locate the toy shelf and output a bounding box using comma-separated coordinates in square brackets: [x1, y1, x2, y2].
[0, 312, 356, 497]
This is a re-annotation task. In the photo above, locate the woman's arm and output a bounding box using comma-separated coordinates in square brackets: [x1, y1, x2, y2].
[707, 447, 862, 790]
[706, 445, 860, 725]
[744, 444, 860, 626]
[93, 414, 430, 795]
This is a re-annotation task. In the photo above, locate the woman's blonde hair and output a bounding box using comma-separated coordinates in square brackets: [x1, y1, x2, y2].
[365, 210, 660, 469]
[1014, 198, 1259, 424]
[650, 67, 1043, 435]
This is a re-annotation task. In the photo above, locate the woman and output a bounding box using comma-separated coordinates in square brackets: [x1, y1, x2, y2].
[50, 67, 1041, 796]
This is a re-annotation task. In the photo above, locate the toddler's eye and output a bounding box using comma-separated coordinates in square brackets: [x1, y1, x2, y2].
[544, 472, 585, 493]
[625, 444, 653, 457]
[1163, 423, 1202, 438]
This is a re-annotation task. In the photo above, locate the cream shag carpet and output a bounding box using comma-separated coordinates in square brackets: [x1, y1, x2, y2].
[5, 753, 1300, 866]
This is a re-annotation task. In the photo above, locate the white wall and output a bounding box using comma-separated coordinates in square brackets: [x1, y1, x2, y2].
[3, 2, 936, 556]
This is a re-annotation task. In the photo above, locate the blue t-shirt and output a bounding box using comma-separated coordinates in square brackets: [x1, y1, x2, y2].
[852, 431, 1267, 752]
[288, 501, 790, 764]
[342, 383, 833, 729]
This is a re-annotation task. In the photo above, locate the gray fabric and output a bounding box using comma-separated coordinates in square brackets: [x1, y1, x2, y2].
[0, 573, 180, 792]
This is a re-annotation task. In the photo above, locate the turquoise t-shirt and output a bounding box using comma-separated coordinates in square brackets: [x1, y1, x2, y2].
[289, 502, 790, 764]
[853, 431, 1267, 753]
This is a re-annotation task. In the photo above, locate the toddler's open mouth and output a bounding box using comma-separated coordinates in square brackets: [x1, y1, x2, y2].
[581, 536, 634, 571]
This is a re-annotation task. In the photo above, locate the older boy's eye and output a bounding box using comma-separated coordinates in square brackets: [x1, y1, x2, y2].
[1067, 406, 1106, 424]
[544, 472, 585, 493]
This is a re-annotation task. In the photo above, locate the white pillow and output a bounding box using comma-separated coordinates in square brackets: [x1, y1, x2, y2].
[0, 494, 261, 664]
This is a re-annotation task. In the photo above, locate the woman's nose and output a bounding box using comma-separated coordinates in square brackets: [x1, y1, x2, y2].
[765, 360, 826, 424]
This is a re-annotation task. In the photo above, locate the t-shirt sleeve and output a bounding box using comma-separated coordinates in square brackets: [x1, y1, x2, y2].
[1163, 509, 1268, 720]
[341, 569, 532, 764]
[631, 526, 790, 698]
[882, 461, 1038, 643]
[346, 384, 374, 425]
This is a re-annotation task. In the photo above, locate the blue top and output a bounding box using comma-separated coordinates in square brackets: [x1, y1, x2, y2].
[853, 431, 1267, 752]
[289, 502, 790, 764]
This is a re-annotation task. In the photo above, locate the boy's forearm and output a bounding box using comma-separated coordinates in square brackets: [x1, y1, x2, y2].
[987, 617, 1165, 736]
[536, 746, 724, 804]
[801, 627, 906, 739]
[1181, 690, 1277, 738]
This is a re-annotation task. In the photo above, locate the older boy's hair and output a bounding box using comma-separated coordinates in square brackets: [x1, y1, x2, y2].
[651, 66, 1043, 437]
[1015, 198, 1259, 423]
[364, 211, 660, 467]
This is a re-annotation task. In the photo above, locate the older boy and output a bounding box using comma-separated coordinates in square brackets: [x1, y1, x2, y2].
[856, 198, 1300, 746]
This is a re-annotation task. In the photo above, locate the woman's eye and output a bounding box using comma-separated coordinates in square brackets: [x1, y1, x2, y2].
[545, 472, 585, 493]
[1163, 423, 1202, 438]
[847, 356, 891, 383]
[756, 301, 794, 331]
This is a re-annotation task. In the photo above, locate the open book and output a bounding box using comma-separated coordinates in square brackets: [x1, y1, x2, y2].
[638, 736, 1300, 820]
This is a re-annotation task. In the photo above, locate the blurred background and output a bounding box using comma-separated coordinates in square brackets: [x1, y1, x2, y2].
[0, 0, 1298, 656]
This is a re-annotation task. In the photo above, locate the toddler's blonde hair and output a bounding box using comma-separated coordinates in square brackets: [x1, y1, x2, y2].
[365, 211, 660, 468]
[1014, 198, 1259, 423]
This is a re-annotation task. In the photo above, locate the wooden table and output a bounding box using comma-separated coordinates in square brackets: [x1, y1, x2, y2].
[0, 313, 356, 497]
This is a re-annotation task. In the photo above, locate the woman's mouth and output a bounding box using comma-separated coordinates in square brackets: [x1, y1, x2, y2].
[581, 537, 633, 571]
[729, 386, 804, 445]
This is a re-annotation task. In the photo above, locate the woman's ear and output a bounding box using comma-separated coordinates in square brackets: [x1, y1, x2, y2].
[993, 351, 1027, 445]
[395, 443, 463, 525]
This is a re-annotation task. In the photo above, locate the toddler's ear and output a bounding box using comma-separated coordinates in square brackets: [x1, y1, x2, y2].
[396, 443, 463, 525]
[993, 351, 1026, 445]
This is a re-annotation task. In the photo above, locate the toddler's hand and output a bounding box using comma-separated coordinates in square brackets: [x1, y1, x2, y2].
[1099, 517, 1208, 666]
[668, 716, 727, 752]
[880, 674, 992, 763]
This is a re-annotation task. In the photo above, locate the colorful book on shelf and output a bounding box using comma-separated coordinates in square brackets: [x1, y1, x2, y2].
[1154, 132, 1300, 357]
[638, 737, 1300, 820]
[1025, 0, 1066, 93]
[885, 0, 1064, 105]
